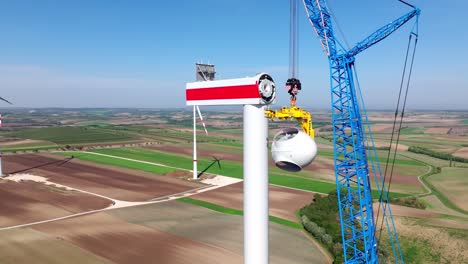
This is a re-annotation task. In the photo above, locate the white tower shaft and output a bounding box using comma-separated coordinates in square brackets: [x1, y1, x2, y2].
[243, 104, 269, 264]
[193, 106, 197, 180]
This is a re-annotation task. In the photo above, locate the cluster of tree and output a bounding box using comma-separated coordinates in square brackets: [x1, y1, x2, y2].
[408, 146, 468, 163]
[300, 191, 344, 263]
[302, 215, 344, 262]
[300, 190, 390, 263]
[389, 196, 426, 209]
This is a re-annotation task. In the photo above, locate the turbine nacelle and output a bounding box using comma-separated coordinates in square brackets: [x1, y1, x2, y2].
[271, 127, 317, 172]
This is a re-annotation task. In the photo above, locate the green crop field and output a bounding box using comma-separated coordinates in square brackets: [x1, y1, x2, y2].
[399, 127, 426, 135]
[203, 143, 242, 155]
[91, 147, 226, 173]
[400, 152, 455, 168]
[1, 127, 137, 145]
[2, 145, 60, 152]
[136, 128, 241, 145]
[0, 139, 59, 152]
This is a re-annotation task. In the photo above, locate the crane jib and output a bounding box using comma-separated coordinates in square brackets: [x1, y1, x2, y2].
[346, 8, 420, 58]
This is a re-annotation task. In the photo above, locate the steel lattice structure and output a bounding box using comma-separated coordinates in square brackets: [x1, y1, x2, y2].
[302, 0, 420, 263]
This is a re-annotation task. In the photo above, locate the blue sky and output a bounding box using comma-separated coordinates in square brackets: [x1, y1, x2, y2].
[0, 0, 466, 109]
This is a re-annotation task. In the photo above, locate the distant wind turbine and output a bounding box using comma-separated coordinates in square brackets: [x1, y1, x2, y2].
[0, 96, 12, 105]
[0, 96, 12, 176]
[192, 63, 213, 180]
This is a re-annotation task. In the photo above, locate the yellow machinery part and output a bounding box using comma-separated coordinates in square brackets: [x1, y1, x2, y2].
[265, 106, 315, 138]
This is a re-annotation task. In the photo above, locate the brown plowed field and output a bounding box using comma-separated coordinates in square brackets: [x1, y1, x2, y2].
[425, 127, 451, 134]
[193, 182, 314, 222]
[370, 169, 422, 187]
[373, 203, 439, 219]
[3, 154, 203, 201]
[29, 201, 328, 264]
[0, 180, 111, 227]
[33, 212, 242, 264]
[371, 124, 396, 133]
[453, 147, 468, 159]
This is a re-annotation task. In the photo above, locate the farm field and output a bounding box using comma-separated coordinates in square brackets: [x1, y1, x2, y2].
[0, 127, 140, 147]
[81, 146, 410, 198]
[3, 154, 202, 201]
[0, 180, 111, 227]
[0, 108, 467, 264]
[80, 147, 341, 194]
[0, 228, 113, 264]
[58, 151, 177, 175]
[106, 201, 329, 264]
[32, 210, 243, 264]
[378, 217, 468, 264]
[192, 182, 315, 222]
[453, 147, 468, 159]
[427, 167, 468, 212]
[0, 201, 330, 264]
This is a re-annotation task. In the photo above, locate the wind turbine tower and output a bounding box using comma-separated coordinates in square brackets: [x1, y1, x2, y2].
[192, 63, 215, 179]
[187, 73, 276, 264]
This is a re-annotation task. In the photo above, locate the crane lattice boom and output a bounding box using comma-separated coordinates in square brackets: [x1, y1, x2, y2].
[302, 0, 420, 263]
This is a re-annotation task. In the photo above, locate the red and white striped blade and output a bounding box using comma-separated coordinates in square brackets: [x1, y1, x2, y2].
[196, 106, 208, 135]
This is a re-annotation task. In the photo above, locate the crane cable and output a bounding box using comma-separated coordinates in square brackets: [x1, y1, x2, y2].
[375, 30, 419, 245]
[286, 0, 303, 106]
[327, 1, 350, 50]
[289, 0, 299, 78]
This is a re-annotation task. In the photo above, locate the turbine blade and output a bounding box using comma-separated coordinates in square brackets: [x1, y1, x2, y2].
[0, 96, 12, 105]
[196, 106, 208, 135]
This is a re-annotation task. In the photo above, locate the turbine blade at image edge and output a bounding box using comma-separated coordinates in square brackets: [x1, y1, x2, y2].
[196, 106, 208, 135]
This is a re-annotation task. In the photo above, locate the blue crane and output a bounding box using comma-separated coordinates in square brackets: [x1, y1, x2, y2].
[302, 0, 420, 263]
